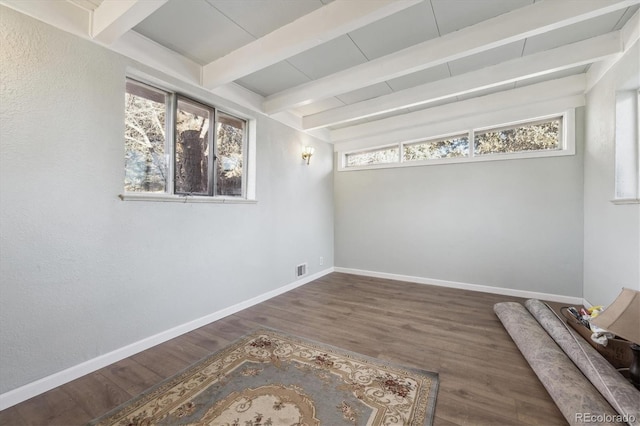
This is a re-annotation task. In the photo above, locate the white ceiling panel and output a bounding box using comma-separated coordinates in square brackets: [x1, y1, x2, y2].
[205, 0, 324, 38]
[336, 82, 393, 105]
[386, 64, 452, 92]
[448, 41, 525, 76]
[431, 0, 534, 35]
[236, 61, 310, 97]
[522, 9, 628, 55]
[286, 35, 368, 80]
[134, 0, 254, 64]
[348, 1, 439, 60]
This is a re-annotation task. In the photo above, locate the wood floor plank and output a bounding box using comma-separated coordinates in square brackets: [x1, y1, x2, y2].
[129, 344, 193, 378]
[179, 327, 232, 353]
[0, 404, 26, 426]
[11, 386, 88, 426]
[515, 398, 566, 425]
[98, 358, 163, 396]
[60, 373, 131, 419]
[0, 273, 570, 425]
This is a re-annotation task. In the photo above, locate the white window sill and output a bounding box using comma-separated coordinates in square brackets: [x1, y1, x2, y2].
[119, 193, 257, 204]
[610, 198, 640, 205]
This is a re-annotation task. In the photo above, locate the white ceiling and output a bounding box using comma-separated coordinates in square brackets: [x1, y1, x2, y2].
[4, 0, 640, 146]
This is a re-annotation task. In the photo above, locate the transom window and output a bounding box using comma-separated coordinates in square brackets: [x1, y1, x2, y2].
[124, 78, 247, 198]
[346, 146, 399, 167]
[404, 135, 469, 161]
[340, 113, 571, 170]
[474, 117, 562, 156]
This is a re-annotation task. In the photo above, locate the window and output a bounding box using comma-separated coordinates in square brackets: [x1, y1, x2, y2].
[123, 79, 248, 200]
[404, 135, 469, 161]
[474, 117, 562, 156]
[346, 146, 399, 167]
[613, 89, 639, 203]
[174, 97, 213, 195]
[216, 113, 245, 197]
[340, 112, 572, 170]
[124, 82, 167, 193]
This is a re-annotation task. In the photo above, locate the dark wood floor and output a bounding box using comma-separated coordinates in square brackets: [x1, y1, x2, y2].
[0, 272, 568, 425]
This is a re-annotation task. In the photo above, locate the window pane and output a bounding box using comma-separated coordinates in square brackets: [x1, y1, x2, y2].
[175, 99, 210, 195]
[404, 136, 469, 161]
[346, 146, 399, 167]
[216, 112, 245, 196]
[474, 118, 562, 155]
[614, 90, 639, 199]
[124, 81, 167, 192]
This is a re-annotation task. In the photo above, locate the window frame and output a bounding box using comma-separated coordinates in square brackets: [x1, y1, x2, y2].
[402, 133, 470, 162]
[345, 145, 400, 168]
[121, 77, 254, 203]
[473, 116, 563, 157]
[338, 109, 575, 172]
[612, 89, 640, 204]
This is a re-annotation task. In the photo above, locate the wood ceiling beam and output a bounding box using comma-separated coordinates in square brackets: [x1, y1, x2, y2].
[264, 0, 638, 115]
[303, 32, 622, 130]
[91, 0, 168, 45]
[330, 74, 587, 143]
[202, 0, 422, 90]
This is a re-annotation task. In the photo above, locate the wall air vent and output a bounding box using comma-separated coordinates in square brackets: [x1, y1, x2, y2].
[296, 263, 307, 278]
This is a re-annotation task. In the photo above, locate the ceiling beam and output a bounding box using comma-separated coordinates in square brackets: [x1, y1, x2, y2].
[334, 95, 585, 153]
[330, 74, 587, 143]
[91, 0, 168, 45]
[112, 31, 201, 84]
[202, 0, 422, 90]
[303, 32, 622, 130]
[587, 8, 640, 91]
[264, 0, 638, 114]
[210, 82, 265, 114]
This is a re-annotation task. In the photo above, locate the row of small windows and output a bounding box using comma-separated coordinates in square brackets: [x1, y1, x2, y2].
[344, 116, 564, 168]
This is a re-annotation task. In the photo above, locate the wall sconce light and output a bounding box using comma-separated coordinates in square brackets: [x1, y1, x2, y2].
[302, 146, 315, 165]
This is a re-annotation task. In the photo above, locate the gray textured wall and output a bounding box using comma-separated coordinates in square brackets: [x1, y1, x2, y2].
[334, 111, 585, 297]
[0, 6, 334, 394]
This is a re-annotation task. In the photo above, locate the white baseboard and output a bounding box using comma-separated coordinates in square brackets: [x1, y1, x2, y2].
[0, 267, 335, 411]
[334, 267, 584, 305]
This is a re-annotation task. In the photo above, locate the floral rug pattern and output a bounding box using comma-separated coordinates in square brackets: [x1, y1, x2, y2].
[89, 329, 439, 426]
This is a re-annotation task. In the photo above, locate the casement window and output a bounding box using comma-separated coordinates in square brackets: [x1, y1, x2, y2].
[340, 112, 574, 171]
[123, 78, 250, 201]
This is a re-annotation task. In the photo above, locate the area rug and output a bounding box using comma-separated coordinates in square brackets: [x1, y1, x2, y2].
[89, 329, 439, 425]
